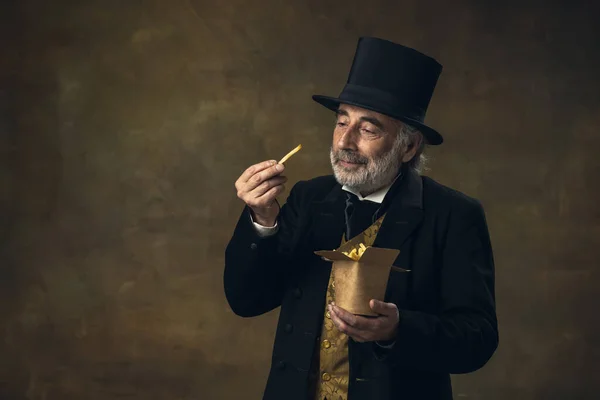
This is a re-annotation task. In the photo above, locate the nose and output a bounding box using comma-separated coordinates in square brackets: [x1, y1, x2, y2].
[336, 125, 358, 150]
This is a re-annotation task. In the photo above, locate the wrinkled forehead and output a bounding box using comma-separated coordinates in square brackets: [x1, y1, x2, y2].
[337, 103, 401, 128]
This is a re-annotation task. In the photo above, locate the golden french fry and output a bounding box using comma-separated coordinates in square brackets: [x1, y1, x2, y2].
[358, 244, 367, 258]
[342, 243, 370, 261]
[342, 249, 355, 260]
[279, 144, 302, 164]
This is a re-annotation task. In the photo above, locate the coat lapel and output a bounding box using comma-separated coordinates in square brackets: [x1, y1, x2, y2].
[308, 183, 346, 252]
[373, 169, 424, 252]
[372, 170, 424, 308]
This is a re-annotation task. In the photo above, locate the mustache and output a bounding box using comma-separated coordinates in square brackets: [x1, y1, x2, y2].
[334, 149, 368, 164]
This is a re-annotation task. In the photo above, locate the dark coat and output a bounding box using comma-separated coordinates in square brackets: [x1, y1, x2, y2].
[224, 170, 498, 400]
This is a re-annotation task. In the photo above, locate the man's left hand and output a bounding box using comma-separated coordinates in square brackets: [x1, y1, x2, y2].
[328, 300, 399, 343]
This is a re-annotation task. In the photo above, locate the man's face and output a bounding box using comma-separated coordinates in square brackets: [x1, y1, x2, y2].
[330, 104, 416, 194]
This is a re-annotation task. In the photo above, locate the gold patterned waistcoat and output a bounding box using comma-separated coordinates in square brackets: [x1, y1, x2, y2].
[308, 214, 387, 400]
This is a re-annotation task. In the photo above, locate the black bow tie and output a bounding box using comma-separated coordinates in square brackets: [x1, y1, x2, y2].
[343, 192, 381, 240]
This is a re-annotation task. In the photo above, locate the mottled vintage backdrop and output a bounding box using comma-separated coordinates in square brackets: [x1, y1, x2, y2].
[1, 0, 599, 399]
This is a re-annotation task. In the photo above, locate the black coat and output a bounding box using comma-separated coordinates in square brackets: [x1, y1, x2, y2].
[224, 170, 498, 400]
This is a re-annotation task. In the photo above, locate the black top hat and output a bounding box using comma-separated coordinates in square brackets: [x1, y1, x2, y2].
[313, 37, 444, 145]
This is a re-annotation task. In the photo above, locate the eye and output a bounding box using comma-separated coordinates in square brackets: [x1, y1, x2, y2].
[336, 121, 347, 127]
[361, 128, 376, 135]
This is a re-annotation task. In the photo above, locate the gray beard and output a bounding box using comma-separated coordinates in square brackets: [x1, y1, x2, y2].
[330, 136, 404, 196]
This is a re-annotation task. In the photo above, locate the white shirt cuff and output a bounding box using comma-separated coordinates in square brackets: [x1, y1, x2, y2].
[249, 213, 279, 237]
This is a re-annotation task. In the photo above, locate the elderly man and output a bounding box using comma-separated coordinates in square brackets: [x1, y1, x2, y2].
[224, 37, 498, 400]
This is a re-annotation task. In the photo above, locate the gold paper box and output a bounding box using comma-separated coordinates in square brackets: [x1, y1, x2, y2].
[315, 235, 408, 316]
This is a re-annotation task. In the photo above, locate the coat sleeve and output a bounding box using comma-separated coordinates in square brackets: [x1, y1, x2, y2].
[223, 181, 306, 318]
[375, 199, 498, 374]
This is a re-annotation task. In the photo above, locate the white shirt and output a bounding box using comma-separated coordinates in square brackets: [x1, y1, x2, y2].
[340, 182, 390, 204]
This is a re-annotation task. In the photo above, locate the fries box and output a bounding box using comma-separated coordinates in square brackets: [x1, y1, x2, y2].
[314, 234, 408, 316]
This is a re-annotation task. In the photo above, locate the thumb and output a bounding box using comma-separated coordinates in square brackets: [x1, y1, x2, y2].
[369, 299, 397, 316]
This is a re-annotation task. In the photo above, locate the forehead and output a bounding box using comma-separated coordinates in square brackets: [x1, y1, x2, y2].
[337, 104, 396, 126]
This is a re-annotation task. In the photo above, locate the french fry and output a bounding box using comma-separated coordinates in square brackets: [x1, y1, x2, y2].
[342, 243, 369, 261]
[279, 144, 302, 164]
[357, 244, 367, 259]
[341, 249, 354, 260]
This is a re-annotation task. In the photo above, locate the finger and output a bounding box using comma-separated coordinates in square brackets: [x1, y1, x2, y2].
[329, 304, 356, 327]
[249, 175, 288, 198]
[330, 305, 371, 330]
[245, 164, 286, 192]
[329, 307, 370, 342]
[330, 305, 378, 331]
[249, 185, 285, 209]
[238, 160, 278, 183]
[369, 299, 398, 317]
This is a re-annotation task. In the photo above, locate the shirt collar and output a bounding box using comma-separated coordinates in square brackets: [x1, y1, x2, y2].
[341, 173, 401, 204]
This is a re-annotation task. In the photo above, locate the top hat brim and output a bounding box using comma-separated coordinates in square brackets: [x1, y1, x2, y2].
[312, 94, 443, 145]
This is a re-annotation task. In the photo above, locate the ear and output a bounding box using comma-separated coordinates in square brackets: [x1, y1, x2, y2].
[401, 133, 423, 163]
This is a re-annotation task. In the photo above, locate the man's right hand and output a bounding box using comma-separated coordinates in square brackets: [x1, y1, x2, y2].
[235, 160, 287, 227]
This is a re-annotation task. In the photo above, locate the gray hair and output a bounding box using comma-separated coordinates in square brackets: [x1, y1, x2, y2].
[395, 121, 428, 174]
